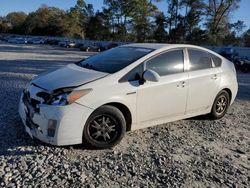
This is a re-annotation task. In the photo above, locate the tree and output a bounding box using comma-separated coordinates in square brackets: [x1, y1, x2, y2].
[130, 0, 157, 42]
[103, 0, 136, 41]
[85, 11, 111, 40]
[242, 28, 250, 47]
[220, 20, 245, 46]
[165, 0, 182, 38]
[0, 0, 248, 46]
[205, 0, 241, 44]
[23, 7, 66, 36]
[5, 12, 27, 34]
[156, 0, 203, 42]
[86, 4, 94, 17]
[68, 0, 88, 38]
[64, 11, 84, 38]
[229, 20, 245, 36]
[182, 0, 205, 40]
[186, 28, 208, 45]
[0, 17, 8, 33]
[153, 12, 168, 42]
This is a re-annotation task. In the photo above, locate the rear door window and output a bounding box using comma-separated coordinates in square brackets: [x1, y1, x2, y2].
[188, 49, 213, 71]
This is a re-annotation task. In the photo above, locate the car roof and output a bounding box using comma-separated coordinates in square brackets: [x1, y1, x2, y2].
[122, 43, 170, 50]
[122, 43, 210, 50]
[121, 43, 225, 60]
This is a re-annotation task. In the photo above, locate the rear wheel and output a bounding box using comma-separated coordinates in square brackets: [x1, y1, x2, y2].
[210, 90, 230, 119]
[83, 105, 126, 149]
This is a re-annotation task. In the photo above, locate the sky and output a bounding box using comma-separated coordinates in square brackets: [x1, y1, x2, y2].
[0, 0, 250, 29]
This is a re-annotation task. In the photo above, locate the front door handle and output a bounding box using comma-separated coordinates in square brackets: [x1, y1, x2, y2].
[181, 81, 186, 87]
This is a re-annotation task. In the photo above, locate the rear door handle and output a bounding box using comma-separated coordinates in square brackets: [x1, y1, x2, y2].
[126, 92, 136, 95]
[177, 81, 186, 88]
[211, 74, 218, 80]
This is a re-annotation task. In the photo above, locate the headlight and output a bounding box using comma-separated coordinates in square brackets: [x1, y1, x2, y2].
[50, 89, 92, 106]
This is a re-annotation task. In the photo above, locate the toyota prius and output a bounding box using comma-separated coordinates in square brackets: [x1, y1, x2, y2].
[19, 43, 238, 148]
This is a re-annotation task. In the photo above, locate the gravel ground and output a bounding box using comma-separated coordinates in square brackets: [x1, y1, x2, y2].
[0, 41, 249, 188]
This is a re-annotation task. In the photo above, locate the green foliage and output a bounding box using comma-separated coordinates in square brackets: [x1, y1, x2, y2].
[103, 0, 136, 41]
[130, 0, 158, 42]
[85, 11, 111, 40]
[153, 12, 168, 42]
[23, 7, 66, 36]
[243, 29, 250, 47]
[205, 0, 241, 44]
[0, 0, 248, 46]
[5, 12, 27, 34]
[229, 20, 246, 35]
[0, 17, 8, 33]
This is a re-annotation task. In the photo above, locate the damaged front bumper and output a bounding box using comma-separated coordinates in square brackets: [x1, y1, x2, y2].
[18, 91, 93, 146]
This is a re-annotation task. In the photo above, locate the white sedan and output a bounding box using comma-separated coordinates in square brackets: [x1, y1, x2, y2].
[19, 43, 238, 148]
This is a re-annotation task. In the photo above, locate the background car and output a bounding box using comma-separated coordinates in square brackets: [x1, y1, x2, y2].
[45, 39, 60, 45]
[7, 37, 28, 44]
[80, 44, 101, 52]
[107, 42, 118, 49]
[30, 38, 46, 44]
[240, 57, 250, 73]
[58, 41, 76, 48]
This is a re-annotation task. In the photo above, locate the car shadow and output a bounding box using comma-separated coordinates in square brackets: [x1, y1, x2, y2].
[186, 114, 211, 121]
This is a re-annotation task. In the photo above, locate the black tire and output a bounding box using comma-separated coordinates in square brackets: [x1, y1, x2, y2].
[210, 90, 230, 119]
[83, 105, 126, 149]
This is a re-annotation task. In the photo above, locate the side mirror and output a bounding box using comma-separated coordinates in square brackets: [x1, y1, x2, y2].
[142, 69, 160, 82]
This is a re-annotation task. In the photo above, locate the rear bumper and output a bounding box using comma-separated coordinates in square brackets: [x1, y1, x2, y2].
[230, 74, 238, 105]
[18, 92, 93, 146]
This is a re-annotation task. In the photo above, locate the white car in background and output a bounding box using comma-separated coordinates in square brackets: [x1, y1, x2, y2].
[19, 43, 238, 148]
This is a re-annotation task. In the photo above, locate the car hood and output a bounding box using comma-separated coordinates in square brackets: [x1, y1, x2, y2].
[32, 63, 108, 91]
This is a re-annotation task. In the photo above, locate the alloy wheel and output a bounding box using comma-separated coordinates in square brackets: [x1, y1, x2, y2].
[215, 95, 228, 115]
[89, 115, 117, 143]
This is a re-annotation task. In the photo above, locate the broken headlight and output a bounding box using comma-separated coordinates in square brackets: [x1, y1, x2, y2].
[50, 93, 68, 106]
[49, 89, 92, 106]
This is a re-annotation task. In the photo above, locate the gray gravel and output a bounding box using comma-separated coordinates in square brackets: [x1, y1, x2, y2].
[0, 41, 249, 187]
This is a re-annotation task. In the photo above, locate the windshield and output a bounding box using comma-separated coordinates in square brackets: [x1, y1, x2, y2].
[77, 47, 153, 73]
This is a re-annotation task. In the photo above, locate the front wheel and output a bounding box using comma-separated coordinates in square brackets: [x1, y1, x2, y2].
[83, 105, 126, 149]
[210, 90, 230, 119]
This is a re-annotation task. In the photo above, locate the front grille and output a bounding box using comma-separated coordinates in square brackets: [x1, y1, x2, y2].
[30, 99, 40, 110]
[23, 90, 30, 106]
[22, 86, 44, 134]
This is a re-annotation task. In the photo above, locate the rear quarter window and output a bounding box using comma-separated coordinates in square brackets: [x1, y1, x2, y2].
[211, 54, 222, 67]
